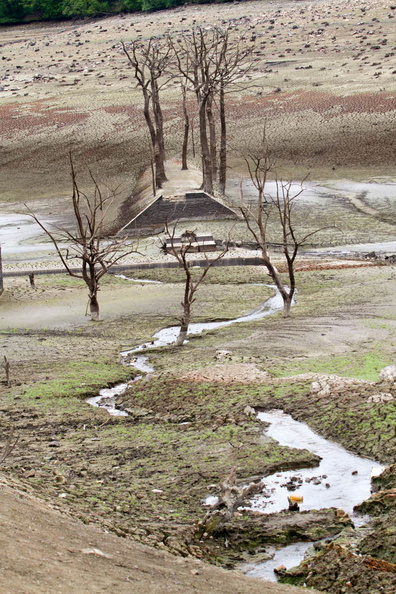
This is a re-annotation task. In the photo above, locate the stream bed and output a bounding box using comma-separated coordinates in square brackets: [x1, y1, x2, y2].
[240, 410, 383, 581]
[86, 285, 283, 415]
[86, 286, 383, 583]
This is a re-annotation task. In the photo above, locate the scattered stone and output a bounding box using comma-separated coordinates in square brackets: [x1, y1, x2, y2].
[243, 405, 256, 417]
[367, 392, 394, 403]
[310, 374, 371, 397]
[379, 365, 396, 383]
[81, 547, 112, 558]
[215, 350, 233, 360]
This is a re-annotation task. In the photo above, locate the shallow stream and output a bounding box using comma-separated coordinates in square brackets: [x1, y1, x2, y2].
[87, 284, 283, 415]
[239, 410, 383, 581]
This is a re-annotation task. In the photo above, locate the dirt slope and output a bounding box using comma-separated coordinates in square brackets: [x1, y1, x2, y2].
[1, 0, 395, 209]
[0, 476, 311, 594]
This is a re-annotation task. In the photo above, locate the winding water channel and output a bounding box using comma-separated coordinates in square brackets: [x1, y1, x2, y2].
[86, 284, 383, 583]
[241, 410, 383, 581]
[87, 283, 284, 415]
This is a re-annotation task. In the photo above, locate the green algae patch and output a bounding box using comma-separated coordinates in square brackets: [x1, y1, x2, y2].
[13, 359, 134, 414]
[271, 351, 393, 382]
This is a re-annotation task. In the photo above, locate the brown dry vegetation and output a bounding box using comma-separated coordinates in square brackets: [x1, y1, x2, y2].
[1, 0, 395, 212]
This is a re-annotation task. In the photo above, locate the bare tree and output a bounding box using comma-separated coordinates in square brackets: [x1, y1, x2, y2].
[170, 27, 223, 195]
[240, 136, 330, 317]
[170, 26, 253, 195]
[27, 156, 138, 321]
[217, 31, 254, 195]
[165, 225, 228, 346]
[122, 39, 170, 189]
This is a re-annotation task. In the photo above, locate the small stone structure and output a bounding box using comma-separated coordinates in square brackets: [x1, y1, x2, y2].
[164, 231, 217, 254]
[119, 190, 238, 236]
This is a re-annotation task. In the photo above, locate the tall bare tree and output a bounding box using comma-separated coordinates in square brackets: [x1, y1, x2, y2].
[170, 26, 253, 195]
[170, 27, 223, 194]
[165, 226, 228, 346]
[122, 39, 170, 189]
[240, 136, 329, 317]
[217, 31, 253, 195]
[27, 157, 138, 321]
[181, 81, 190, 171]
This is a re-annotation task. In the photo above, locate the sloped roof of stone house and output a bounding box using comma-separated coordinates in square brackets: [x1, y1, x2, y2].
[118, 161, 238, 235]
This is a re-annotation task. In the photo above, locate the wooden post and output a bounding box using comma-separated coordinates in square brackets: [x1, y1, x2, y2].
[3, 356, 10, 387]
[0, 245, 3, 295]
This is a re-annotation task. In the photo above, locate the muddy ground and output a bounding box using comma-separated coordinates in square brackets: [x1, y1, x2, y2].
[1, 0, 396, 213]
[1, 0, 396, 592]
[1, 261, 396, 592]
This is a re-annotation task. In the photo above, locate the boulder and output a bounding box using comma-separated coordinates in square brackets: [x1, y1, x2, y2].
[354, 488, 396, 516]
[379, 365, 396, 383]
[372, 465, 396, 493]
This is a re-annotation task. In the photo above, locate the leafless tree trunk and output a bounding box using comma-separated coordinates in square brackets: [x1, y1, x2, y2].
[240, 135, 331, 317]
[181, 83, 190, 170]
[3, 356, 10, 387]
[219, 82, 227, 195]
[206, 93, 217, 179]
[165, 224, 228, 346]
[191, 116, 196, 158]
[27, 155, 138, 321]
[122, 40, 169, 189]
[199, 97, 214, 194]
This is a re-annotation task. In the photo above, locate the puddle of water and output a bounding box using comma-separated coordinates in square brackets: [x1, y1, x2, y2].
[86, 383, 130, 417]
[86, 355, 154, 415]
[150, 287, 284, 346]
[234, 410, 384, 581]
[308, 241, 396, 258]
[115, 275, 162, 284]
[241, 541, 314, 582]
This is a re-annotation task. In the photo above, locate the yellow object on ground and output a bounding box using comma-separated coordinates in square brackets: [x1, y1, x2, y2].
[288, 495, 304, 503]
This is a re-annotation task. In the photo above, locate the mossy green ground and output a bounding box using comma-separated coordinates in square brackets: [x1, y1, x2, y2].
[1, 263, 396, 570]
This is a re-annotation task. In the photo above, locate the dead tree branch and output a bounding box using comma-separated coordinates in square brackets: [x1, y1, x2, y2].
[0, 425, 18, 464]
[197, 466, 266, 537]
[26, 155, 138, 321]
[3, 356, 10, 387]
[164, 223, 228, 346]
